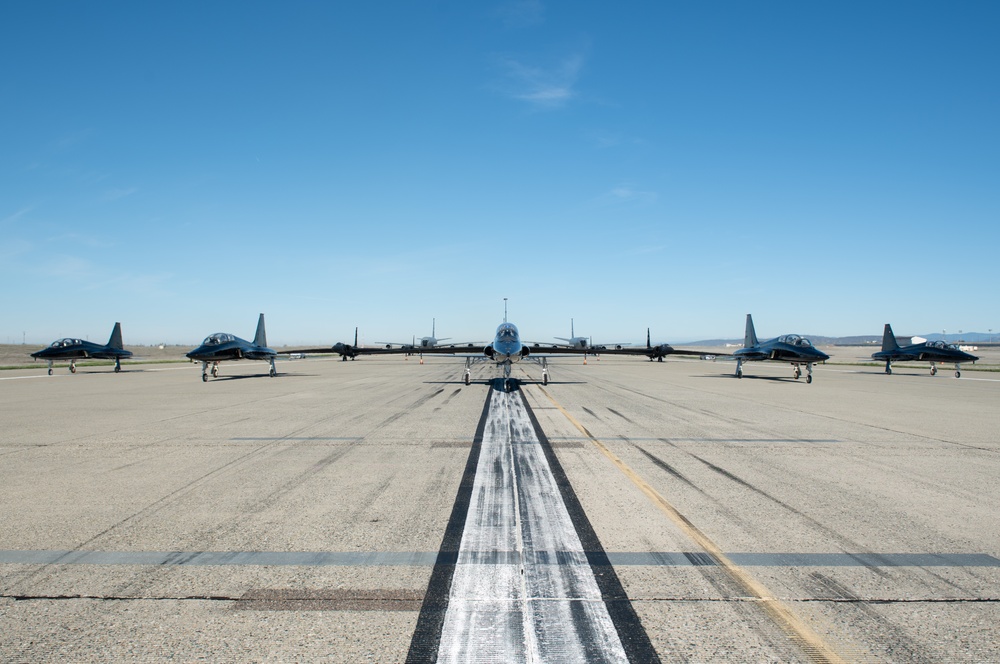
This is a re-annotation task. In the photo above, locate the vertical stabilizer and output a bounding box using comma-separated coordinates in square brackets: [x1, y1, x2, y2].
[744, 314, 758, 348]
[432, 318, 436, 338]
[253, 313, 267, 348]
[647, 328, 651, 349]
[881, 324, 900, 353]
[571, 318, 575, 338]
[108, 322, 125, 350]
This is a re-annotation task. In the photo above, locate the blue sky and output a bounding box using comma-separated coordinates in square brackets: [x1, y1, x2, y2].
[2, 1, 997, 346]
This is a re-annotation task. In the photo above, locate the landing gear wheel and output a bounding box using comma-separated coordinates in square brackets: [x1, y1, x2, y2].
[202, 373, 208, 382]
[956, 371, 961, 378]
[886, 367, 892, 375]
[794, 367, 801, 379]
[807, 375, 813, 384]
[269, 367, 276, 377]
[48, 369, 53, 376]
[930, 366, 937, 376]
[70, 365, 76, 374]
[115, 365, 121, 373]
[464, 373, 471, 386]
[211, 365, 219, 378]
[542, 373, 548, 385]
[736, 367, 743, 379]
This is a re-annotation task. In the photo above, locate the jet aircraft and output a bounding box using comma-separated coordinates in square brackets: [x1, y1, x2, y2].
[378, 318, 452, 351]
[554, 318, 590, 350]
[31, 322, 133, 375]
[285, 312, 712, 389]
[186, 313, 277, 382]
[553, 318, 632, 353]
[585, 328, 710, 362]
[283, 301, 599, 391]
[871, 323, 978, 377]
[732, 314, 829, 383]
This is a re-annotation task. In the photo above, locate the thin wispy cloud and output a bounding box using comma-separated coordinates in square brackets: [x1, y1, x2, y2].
[494, 0, 544, 28]
[46, 232, 113, 249]
[0, 239, 33, 260]
[1, 206, 34, 226]
[595, 184, 658, 206]
[588, 131, 646, 149]
[50, 128, 94, 152]
[86, 271, 174, 297]
[38, 255, 94, 280]
[494, 52, 585, 110]
[101, 187, 137, 202]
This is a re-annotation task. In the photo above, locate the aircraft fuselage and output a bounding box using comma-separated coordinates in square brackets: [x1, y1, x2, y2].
[486, 322, 527, 364]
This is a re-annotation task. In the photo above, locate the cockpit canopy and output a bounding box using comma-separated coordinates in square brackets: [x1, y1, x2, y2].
[495, 323, 519, 341]
[927, 340, 958, 350]
[203, 333, 236, 345]
[777, 334, 813, 347]
[50, 338, 83, 348]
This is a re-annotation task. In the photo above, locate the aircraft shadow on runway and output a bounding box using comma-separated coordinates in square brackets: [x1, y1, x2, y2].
[206, 372, 315, 381]
[698, 373, 812, 384]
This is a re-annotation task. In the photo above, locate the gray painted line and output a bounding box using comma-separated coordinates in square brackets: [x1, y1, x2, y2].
[1, 551, 996, 568]
[230, 437, 363, 441]
[437, 388, 629, 663]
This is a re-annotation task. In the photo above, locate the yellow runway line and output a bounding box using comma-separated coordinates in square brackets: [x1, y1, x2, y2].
[535, 385, 847, 664]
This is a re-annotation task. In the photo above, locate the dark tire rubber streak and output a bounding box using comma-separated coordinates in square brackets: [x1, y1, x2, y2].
[405, 383, 492, 663]
[519, 389, 660, 664]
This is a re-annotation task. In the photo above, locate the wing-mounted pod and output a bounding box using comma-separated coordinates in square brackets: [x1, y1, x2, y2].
[520, 346, 530, 358]
[483, 345, 495, 359]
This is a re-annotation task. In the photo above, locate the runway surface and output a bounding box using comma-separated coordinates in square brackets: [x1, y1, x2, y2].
[1, 354, 999, 662]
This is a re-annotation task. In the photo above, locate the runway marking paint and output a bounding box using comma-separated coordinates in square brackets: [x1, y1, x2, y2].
[536, 385, 847, 664]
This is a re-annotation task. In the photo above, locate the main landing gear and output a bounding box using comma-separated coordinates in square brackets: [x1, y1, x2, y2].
[735, 359, 743, 379]
[928, 362, 962, 378]
[541, 357, 549, 386]
[47, 360, 53, 376]
[201, 361, 220, 382]
[464, 358, 472, 386]
[792, 363, 815, 384]
[69, 360, 77, 374]
[115, 357, 122, 373]
[885, 361, 892, 375]
[269, 357, 277, 377]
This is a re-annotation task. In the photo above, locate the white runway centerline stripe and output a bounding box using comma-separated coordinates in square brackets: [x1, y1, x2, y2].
[437, 388, 628, 663]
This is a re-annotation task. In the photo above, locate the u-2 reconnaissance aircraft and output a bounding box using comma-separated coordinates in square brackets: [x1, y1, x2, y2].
[871, 323, 978, 377]
[733, 314, 829, 383]
[286, 317, 567, 391]
[31, 322, 133, 375]
[285, 301, 603, 391]
[186, 313, 277, 382]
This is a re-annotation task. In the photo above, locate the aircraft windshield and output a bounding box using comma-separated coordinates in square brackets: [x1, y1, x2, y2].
[928, 340, 957, 350]
[50, 338, 82, 347]
[496, 324, 518, 340]
[778, 335, 812, 347]
[203, 333, 235, 345]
